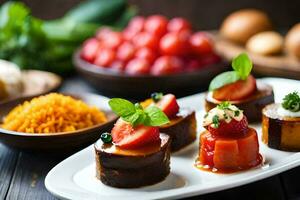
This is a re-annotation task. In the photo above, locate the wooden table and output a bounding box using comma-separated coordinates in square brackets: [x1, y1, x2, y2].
[0, 76, 299, 200]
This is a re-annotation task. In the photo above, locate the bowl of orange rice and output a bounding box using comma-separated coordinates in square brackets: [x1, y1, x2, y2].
[0, 93, 117, 152]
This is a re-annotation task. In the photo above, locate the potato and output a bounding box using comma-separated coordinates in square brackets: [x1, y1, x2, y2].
[220, 9, 272, 44]
[285, 23, 300, 59]
[246, 31, 283, 55]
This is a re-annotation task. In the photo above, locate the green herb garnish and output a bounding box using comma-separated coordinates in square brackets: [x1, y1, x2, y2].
[109, 98, 169, 126]
[234, 110, 240, 117]
[282, 92, 300, 112]
[100, 132, 112, 143]
[151, 92, 163, 102]
[212, 115, 220, 128]
[217, 101, 231, 110]
[209, 53, 253, 91]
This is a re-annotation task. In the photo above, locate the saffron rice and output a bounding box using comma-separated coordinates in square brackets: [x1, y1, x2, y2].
[2, 93, 107, 133]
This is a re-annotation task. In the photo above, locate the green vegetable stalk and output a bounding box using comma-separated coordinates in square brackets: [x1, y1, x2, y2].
[0, 0, 136, 75]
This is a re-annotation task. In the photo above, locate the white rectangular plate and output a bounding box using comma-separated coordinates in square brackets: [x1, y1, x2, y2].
[45, 78, 300, 200]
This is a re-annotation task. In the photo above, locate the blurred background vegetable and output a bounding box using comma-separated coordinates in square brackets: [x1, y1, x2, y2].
[0, 0, 136, 75]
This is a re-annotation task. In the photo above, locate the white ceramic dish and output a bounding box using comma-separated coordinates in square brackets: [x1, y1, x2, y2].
[45, 78, 300, 200]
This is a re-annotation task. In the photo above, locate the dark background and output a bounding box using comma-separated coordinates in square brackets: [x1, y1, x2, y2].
[4, 0, 300, 31]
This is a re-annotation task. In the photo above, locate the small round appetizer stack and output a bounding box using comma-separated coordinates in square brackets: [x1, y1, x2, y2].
[205, 53, 274, 122]
[262, 91, 300, 151]
[141, 93, 197, 151]
[197, 102, 262, 173]
[94, 98, 171, 188]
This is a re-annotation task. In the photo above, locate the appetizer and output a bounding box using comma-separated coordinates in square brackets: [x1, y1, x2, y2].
[205, 53, 274, 122]
[94, 98, 171, 188]
[141, 93, 197, 151]
[0, 60, 23, 100]
[2, 93, 107, 133]
[262, 91, 300, 151]
[197, 102, 262, 173]
[81, 15, 220, 75]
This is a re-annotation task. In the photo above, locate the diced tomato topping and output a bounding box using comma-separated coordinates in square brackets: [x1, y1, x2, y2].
[111, 119, 160, 149]
[199, 128, 261, 171]
[156, 94, 179, 118]
[213, 75, 257, 101]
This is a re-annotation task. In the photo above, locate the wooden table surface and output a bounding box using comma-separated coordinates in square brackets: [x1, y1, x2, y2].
[0, 76, 299, 200]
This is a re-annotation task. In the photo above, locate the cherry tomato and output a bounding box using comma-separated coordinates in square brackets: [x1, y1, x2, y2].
[198, 53, 221, 66]
[111, 60, 126, 72]
[159, 31, 190, 56]
[144, 15, 168, 36]
[96, 27, 113, 40]
[151, 56, 183, 75]
[102, 32, 123, 49]
[116, 42, 136, 62]
[80, 38, 100, 63]
[189, 32, 213, 55]
[186, 58, 201, 72]
[125, 58, 151, 75]
[135, 47, 157, 63]
[127, 16, 145, 32]
[123, 16, 145, 41]
[94, 48, 115, 67]
[167, 17, 191, 32]
[133, 32, 159, 49]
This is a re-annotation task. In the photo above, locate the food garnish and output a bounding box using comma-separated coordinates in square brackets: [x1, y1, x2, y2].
[108, 98, 169, 149]
[282, 91, 300, 112]
[203, 102, 247, 136]
[2, 93, 107, 133]
[109, 98, 169, 127]
[100, 132, 113, 143]
[151, 92, 163, 102]
[209, 53, 253, 91]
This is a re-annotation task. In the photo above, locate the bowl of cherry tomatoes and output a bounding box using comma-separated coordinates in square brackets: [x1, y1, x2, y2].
[74, 15, 228, 98]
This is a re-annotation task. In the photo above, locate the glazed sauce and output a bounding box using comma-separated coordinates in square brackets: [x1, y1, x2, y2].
[195, 154, 263, 174]
[95, 134, 169, 156]
[196, 128, 263, 173]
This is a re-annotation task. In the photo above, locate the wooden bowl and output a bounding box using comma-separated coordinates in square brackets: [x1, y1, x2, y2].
[211, 32, 300, 80]
[73, 50, 229, 99]
[0, 93, 117, 152]
[0, 70, 62, 106]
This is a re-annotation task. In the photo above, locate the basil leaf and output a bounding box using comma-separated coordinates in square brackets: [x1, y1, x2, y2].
[108, 98, 136, 117]
[144, 106, 169, 126]
[232, 53, 252, 80]
[208, 71, 240, 91]
[122, 112, 140, 126]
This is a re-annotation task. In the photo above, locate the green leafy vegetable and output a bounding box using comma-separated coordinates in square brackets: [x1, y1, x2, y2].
[209, 53, 253, 91]
[282, 91, 300, 112]
[0, 0, 136, 75]
[209, 71, 240, 91]
[109, 98, 169, 127]
[232, 53, 252, 80]
[144, 106, 169, 126]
